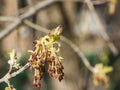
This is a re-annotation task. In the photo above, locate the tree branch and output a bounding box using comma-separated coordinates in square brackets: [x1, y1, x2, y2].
[56, 0, 109, 5]
[85, 0, 118, 55]
[0, 0, 109, 41]
[0, 16, 17, 22]
[11, 63, 30, 78]
[0, 0, 55, 41]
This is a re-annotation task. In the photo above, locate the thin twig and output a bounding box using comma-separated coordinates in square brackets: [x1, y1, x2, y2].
[0, 63, 30, 83]
[0, 0, 55, 40]
[85, 0, 118, 55]
[5, 80, 11, 87]
[56, 0, 109, 5]
[8, 64, 13, 74]
[11, 63, 30, 78]
[24, 20, 94, 72]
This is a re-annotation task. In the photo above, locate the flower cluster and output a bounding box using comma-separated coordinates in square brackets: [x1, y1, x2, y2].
[8, 49, 21, 69]
[5, 86, 16, 90]
[28, 26, 64, 88]
[93, 63, 113, 88]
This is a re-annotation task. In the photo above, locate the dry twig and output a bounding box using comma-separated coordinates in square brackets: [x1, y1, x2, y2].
[85, 0, 118, 55]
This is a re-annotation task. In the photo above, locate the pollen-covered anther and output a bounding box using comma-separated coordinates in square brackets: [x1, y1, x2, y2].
[34, 76, 40, 80]
[50, 56, 55, 61]
[28, 26, 64, 89]
[31, 53, 36, 59]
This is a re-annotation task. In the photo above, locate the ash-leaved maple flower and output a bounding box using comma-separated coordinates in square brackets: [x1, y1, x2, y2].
[93, 63, 113, 87]
[28, 26, 64, 88]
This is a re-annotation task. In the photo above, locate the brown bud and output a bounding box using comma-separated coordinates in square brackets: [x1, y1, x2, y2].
[62, 72, 64, 76]
[40, 60, 45, 64]
[60, 65, 64, 70]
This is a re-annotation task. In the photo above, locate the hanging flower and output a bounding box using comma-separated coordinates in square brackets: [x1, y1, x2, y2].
[28, 26, 64, 88]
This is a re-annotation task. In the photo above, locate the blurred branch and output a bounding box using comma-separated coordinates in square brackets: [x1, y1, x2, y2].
[91, 0, 109, 5]
[56, 0, 109, 5]
[27, 0, 33, 6]
[0, 0, 54, 41]
[24, 20, 95, 72]
[85, 0, 118, 55]
[0, 16, 17, 22]
[0, 0, 109, 41]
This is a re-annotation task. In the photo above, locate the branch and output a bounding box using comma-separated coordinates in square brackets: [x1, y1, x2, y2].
[85, 0, 118, 55]
[0, 16, 17, 22]
[26, 0, 33, 6]
[0, 0, 109, 41]
[0, 63, 30, 83]
[11, 63, 30, 78]
[24, 20, 95, 72]
[0, 49, 30, 84]
[0, 0, 55, 40]
[91, 0, 109, 5]
[56, 0, 109, 5]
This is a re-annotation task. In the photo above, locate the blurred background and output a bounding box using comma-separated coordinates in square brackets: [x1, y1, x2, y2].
[0, 0, 120, 90]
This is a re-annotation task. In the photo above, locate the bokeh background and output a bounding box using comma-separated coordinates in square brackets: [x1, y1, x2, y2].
[0, 0, 120, 90]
